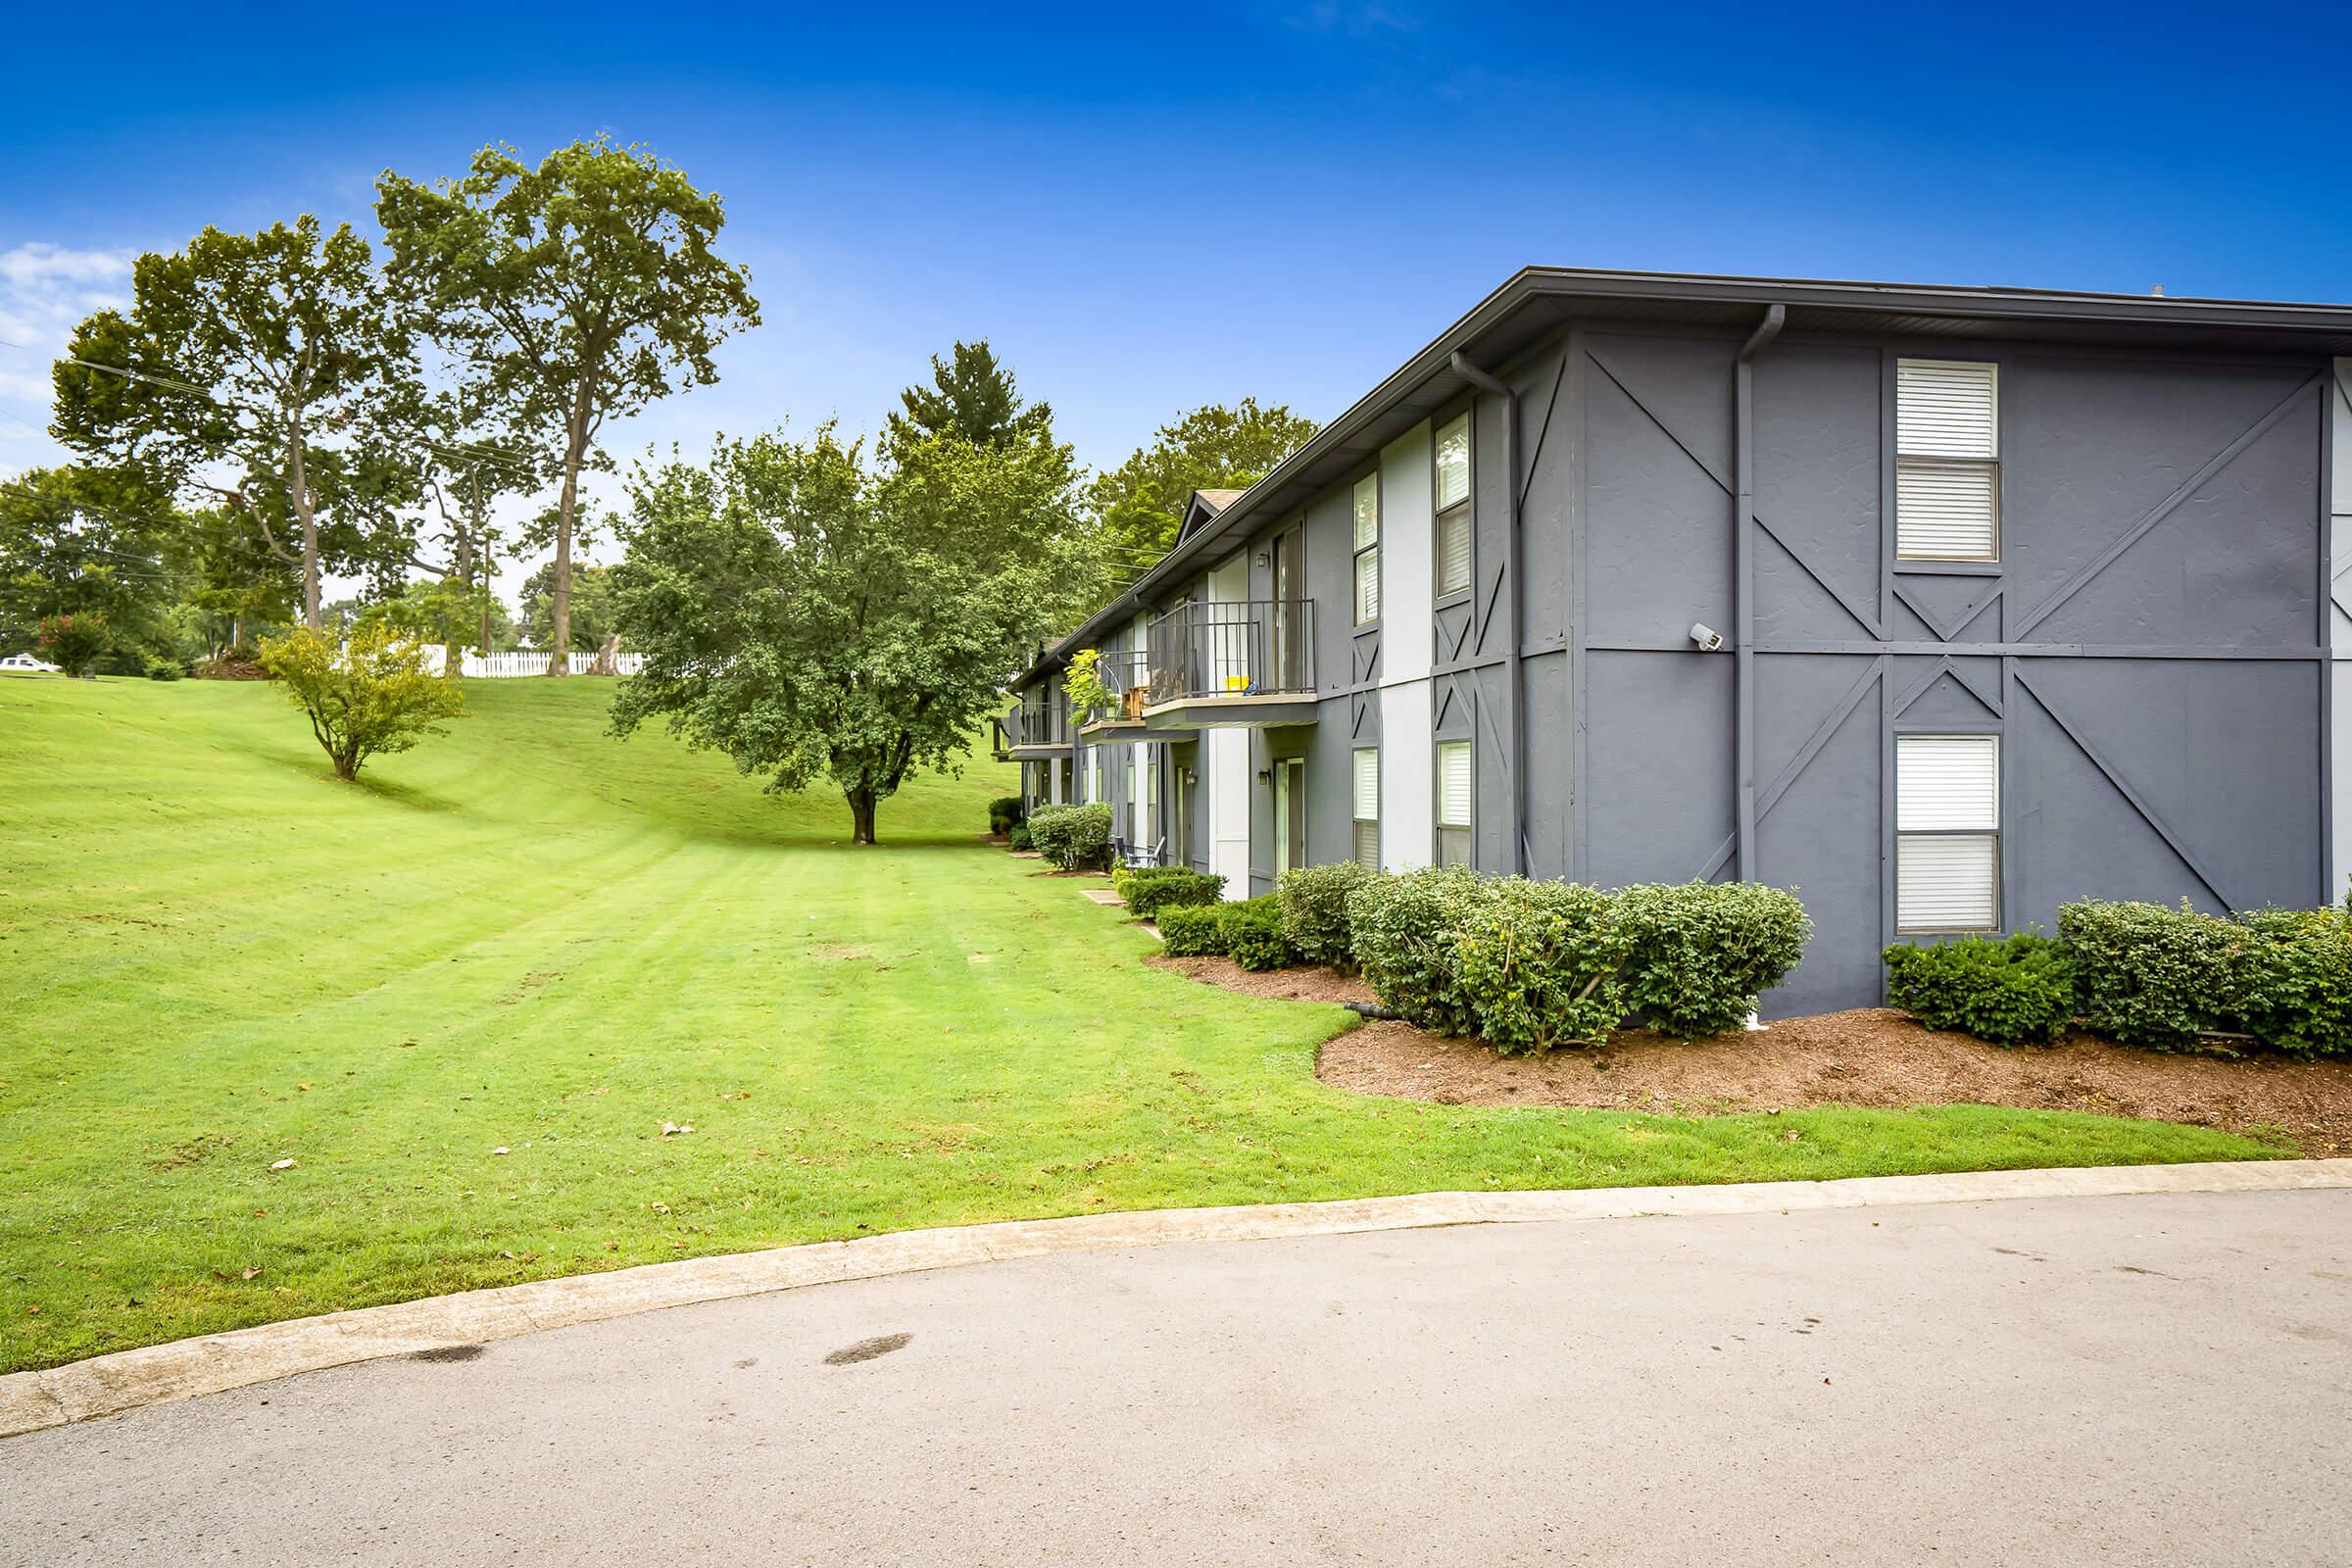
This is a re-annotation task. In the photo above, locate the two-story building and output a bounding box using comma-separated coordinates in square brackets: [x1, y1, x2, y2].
[999, 268, 2352, 1015]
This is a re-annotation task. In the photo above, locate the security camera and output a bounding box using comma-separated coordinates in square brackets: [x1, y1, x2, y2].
[1690, 622, 1724, 652]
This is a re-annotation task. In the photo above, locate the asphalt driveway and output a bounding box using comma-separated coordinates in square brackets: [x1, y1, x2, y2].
[4, 1188, 2347, 1566]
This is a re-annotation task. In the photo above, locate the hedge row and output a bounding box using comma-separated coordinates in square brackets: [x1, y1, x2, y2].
[1330, 866, 1811, 1053]
[1882, 898, 2352, 1056]
[987, 796, 1024, 836]
[1114, 865, 1225, 918]
[1158, 896, 1298, 971]
[1025, 804, 1111, 870]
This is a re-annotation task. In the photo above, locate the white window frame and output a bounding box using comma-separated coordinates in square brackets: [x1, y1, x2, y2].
[1895, 732, 2001, 934]
[1433, 412, 1471, 600]
[1435, 738, 1471, 867]
[1351, 746, 1380, 867]
[1351, 472, 1381, 625]
[1895, 358, 2000, 564]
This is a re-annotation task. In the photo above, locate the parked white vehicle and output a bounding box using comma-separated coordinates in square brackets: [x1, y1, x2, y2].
[0, 652, 62, 675]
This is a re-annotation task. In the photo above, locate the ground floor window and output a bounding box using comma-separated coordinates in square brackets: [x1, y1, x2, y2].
[1352, 747, 1380, 868]
[1896, 733, 2000, 933]
[1436, 739, 1471, 867]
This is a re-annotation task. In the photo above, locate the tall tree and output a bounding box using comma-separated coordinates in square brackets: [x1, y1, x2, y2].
[1089, 398, 1321, 560]
[375, 137, 760, 675]
[883, 340, 1053, 455]
[612, 424, 1092, 843]
[0, 467, 173, 650]
[49, 218, 412, 627]
[519, 559, 616, 652]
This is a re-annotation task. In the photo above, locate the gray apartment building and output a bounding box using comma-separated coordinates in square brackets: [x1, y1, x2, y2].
[997, 269, 2352, 1016]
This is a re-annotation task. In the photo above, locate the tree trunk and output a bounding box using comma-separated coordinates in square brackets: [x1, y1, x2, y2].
[286, 411, 321, 629]
[443, 529, 473, 680]
[847, 784, 878, 845]
[590, 630, 619, 676]
[546, 401, 592, 677]
[230, 612, 245, 650]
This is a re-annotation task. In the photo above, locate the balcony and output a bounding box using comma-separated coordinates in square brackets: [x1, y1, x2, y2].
[1072, 649, 1168, 741]
[1143, 599, 1319, 729]
[992, 701, 1070, 760]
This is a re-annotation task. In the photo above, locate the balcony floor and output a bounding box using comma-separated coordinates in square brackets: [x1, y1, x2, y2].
[1141, 692, 1320, 730]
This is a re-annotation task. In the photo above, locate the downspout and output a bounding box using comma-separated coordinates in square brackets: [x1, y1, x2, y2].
[1449, 350, 1525, 874]
[1734, 304, 1787, 884]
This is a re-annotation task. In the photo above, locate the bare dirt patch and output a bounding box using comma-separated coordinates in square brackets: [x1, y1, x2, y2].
[1318, 1007, 2352, 1154]
[1152, 956, 2352, 1153]
[1148, 953, 1378, 1006]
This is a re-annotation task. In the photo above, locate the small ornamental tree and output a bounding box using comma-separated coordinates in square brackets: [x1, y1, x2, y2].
[37, 612, 111, 678]
[259, 623, 466, 780]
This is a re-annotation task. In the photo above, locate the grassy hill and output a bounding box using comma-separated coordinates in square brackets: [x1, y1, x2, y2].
[0, 676, 2274, 1373]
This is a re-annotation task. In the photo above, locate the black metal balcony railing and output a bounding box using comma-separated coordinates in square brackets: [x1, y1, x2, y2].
[996, 697, 1070, 753]
[1147, 599, 1316, 705]
[1082, 648, 1152, 723]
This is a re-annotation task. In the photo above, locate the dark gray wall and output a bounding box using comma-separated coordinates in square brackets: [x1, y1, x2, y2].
[1568, 329, 2327, 1015]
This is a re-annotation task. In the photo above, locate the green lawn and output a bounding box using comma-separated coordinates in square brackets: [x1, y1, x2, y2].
[0, 676, 2277, 1374]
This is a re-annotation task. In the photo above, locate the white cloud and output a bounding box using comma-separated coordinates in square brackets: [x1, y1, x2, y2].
[0, 242, 136, 476]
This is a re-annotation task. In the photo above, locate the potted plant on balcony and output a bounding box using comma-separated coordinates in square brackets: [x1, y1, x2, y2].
[1064, 648, 1122, 726]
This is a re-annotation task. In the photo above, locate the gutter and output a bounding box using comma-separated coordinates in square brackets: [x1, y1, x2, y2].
[1734, 304, 1787, 882]
[1448, 349, 1526, 875]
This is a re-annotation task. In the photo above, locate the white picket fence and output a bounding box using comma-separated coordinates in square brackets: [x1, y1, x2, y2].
[432, 649, 646, 678]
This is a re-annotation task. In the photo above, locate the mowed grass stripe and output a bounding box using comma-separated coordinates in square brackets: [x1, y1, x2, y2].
[0, 676, 2277, 1374]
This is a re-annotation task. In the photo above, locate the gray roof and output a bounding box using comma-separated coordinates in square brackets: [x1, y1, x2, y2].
[1017, 266, 2352, 685]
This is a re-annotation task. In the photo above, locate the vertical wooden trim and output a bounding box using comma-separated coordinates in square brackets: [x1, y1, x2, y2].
[1567, 327, 1590, 882]
[1878, 348, 1898, 634]
[1879, 654, 1896, 1000]
[2321, 368, 2336, 906]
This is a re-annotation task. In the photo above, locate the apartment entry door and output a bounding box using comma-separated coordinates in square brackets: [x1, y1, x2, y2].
[1272, 523, 1304, 693]
[1274, 758, 1307, 878]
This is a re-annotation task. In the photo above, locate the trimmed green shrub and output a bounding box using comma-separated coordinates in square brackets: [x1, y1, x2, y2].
[1124, 868, 1225, 919]
[1613, 880, 1812, 1038]
[1345, 864, 1489, 1034]
[1884, 932, 2075, 1046]
[1453, 879, 1629, 1054]
[988, 795, 1024, 835]
[2059, 899, 2257, 1052]
[1154, 897, 1298, 969]
[2231, 906, 2352, 1058]
[1006, 823, 1033, 852]
[1223, 897, 1298, 971]
[1026, 803, 1111, 870]
[1276, 860, 1374, 969]
[1157, 901, 1231, 957]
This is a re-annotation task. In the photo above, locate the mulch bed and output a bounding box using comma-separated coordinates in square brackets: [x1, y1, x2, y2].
[1152, 956, 2352, 1154]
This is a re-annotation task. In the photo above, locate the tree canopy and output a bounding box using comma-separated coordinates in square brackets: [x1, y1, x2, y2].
[612, 421, 1093, 843]
[884, 340, 1054, 455]
[50, 217, 415, 627]
[1089, 398, 1320, 560]
[376, 137, 759, 673]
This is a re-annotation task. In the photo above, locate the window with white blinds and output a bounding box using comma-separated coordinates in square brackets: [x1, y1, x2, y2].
[1436, 739, 1471, 866]
[1352, 747, 1380, 867]
[1896, 734, 1999, 932]
[1434, 414, 1471, 599]
[1351, 474, 1381, 624]
[1896, 360, 1999, 562]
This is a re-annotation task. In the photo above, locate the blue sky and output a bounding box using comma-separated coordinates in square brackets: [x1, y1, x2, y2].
[4, 1, 2347, 593]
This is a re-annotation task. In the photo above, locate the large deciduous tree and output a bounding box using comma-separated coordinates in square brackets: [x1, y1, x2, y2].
[50, 218, 412, 628]
[375, 137, 759, 675]
[612, 424, 1092, 843]
[1090, 398, 1320, 560]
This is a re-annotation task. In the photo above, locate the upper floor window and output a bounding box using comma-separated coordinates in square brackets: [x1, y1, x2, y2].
[1434, 414, 1471, 598]
[1895, 733, 2000, 933]
[1895, 359, 1999, 562]
[1351, 473, 1381, 624]
[1436, 739, 1471, 866]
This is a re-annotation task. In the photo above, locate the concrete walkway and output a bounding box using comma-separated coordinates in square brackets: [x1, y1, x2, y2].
[4, 1186, 2347, 1566]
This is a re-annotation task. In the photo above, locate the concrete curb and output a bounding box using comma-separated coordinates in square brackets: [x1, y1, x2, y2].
[6, 1157, 2348, 1440]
